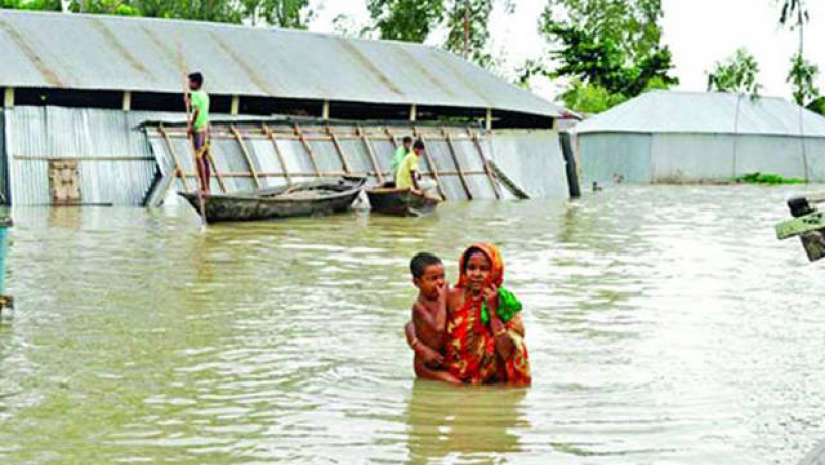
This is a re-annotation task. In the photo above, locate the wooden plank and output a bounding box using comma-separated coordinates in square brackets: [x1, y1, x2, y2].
[295, 123, 322, 176]
[385, 127, 398, 148]
[205, 145, 228, 194]
[158, 124, 191, 194]
[468, 127, 501, 200]
[263, 124, 292, 186]
[230, 125, 261, 189]
[326, 127, 352, 174]
[443, 128, 473, 200]
[175, 169, 486, 178]
[414, 129, 446, 199]
[358, 125, 385, 184]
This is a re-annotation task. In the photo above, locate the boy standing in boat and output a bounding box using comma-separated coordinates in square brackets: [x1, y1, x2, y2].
[396, 140, 439, 199]
[390, 136, 413, 185]
[187, 72, 211, 194]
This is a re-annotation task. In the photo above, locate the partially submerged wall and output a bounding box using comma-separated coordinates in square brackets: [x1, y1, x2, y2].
[579, 132, 825, 185]
[0, 106, 572, 206]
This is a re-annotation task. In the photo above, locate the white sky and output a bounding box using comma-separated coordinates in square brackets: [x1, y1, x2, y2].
[307, 0, 824, 103]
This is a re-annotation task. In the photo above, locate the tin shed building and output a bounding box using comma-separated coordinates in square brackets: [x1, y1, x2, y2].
[0, 10, 573, 205]
[575, 91, 825, 185]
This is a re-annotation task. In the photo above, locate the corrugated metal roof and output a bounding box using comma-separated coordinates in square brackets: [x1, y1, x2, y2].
[575, 91, 825, 137]
[0, 10, 562, 118]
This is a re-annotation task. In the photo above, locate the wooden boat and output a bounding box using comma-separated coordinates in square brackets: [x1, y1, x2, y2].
[179, 177, 366, 223]
[366, 187, 441, 217]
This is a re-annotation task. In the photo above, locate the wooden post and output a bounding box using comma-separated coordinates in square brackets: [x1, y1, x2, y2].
[409, 104, 417, 122]
[231, 95, 240, 116]
[442, 128, 473, 200]
[158, 124, 191, 193]
[358, 125, 384, 184]
[3, 88, 14, 108]
[385, 127, 398, 148]
[295, 123, 322, 176]
[413, 128, 447, 199]
[230, 126, 261, 189]
[322, 100, 331, 120]
[122, 91, 131, 112]
[326, 126, 352, 173]
[468, 127, 501, 200]
[485, 108, 493, 132]
[263, 124, 292, 186]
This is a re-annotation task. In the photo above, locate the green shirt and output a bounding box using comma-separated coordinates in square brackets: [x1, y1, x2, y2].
[190, 90, 210, 131]
[395, 152, 419, 189]
[390, 146, 407, 179]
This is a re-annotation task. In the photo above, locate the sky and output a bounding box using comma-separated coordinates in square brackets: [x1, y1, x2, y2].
[307, 0, 825, 103]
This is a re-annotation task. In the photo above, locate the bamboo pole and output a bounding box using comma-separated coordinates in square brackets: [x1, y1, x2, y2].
[230, 126, 261, 189]
[158, 124, 191, 194]
[413, 127, 446, 199]
[358, 125, 385, 183]
[263, 124, 292, 186]
[468, 127, 501, 199]
[326, 126, 352, 174]
[442, 128, 473, 200]
[295, 123, 322, 176]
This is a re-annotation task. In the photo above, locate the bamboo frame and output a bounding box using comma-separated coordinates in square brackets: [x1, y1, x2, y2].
[468, 127, 501, 199]
[358, 125, 384, 184]
[172, 169, 487, 179]
[326, 126, 352, 174]
[263, 124, 292, 186]
[230, 125, 261, 189]
[158, 124, 190, 194]
[295, 123, 322, 176]
[413, 128, 447, 199]
[442, 127, 473, 200]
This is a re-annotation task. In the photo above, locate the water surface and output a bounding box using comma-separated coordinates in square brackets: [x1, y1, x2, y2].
[1, 186, 824, 464]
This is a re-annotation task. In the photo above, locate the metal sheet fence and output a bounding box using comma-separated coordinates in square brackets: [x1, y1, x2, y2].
[143, 122, 506, 206]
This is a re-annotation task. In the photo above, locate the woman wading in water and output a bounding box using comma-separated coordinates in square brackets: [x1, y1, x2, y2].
[406, 243, 531, 386]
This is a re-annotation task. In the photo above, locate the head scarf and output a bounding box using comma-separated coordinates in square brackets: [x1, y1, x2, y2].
[457, 243, 504, 289]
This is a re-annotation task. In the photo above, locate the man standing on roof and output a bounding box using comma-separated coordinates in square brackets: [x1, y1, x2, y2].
[187, 72, 211, 194]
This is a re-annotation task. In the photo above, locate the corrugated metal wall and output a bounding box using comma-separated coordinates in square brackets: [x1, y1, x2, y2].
[4, 107, 161, 205]
[489, 130, 569, 199]
[579, 132, 825, 184]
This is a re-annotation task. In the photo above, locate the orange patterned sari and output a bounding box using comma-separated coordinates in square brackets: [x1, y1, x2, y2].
[444, 243, 531, 386]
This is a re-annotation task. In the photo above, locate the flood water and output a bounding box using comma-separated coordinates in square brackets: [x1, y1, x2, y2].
[1, 186, 825, 464]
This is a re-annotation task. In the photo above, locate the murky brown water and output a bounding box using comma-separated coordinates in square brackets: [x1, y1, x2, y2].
[1, 186, 825, 464]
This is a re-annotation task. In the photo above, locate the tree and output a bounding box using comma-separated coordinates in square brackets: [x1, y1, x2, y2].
[779, 0, 808, 55]
[787, 53, 820, 106]
[239, 0, 312, 28]
[443, 0, 512, 68]
[367, 0, 445, 42]
[1, 0, 60, 10]
[706, 48, 762, 97]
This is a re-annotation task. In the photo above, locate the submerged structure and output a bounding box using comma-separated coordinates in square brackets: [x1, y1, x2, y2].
[0, 10, 573, 206]
[576, 91, 825, 185]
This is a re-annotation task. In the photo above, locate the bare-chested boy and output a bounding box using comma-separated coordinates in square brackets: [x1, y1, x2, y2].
[404, 253, 462, 385]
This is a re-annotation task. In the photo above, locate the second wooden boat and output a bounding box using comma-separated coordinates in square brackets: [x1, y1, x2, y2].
[179, 176, 366, 223]
[366, 187, 440, 217]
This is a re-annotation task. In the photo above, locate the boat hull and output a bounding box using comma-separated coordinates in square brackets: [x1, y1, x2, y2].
[366, 188, 440, 217]
[179, 177, 365, 223]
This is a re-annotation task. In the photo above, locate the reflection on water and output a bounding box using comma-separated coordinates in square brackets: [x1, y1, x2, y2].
[1, 186, 825, 463]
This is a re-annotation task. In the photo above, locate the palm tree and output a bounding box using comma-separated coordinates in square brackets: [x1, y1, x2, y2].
[779, 0, 808, 57]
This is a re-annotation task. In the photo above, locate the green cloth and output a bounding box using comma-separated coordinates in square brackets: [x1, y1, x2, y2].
[390, 147, 407, 179]
[190, 90, 210, 131]
[481, 287, 522, 325]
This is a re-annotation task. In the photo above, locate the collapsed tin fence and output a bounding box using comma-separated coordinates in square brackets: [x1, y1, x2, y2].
[143, 121, 503, 206]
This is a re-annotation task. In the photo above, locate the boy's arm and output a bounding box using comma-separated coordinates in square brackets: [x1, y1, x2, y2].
[405, 319, 443, 366]
[414, 357, 462, 385]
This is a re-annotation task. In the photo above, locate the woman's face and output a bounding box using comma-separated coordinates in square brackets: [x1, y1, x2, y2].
[465, 251, 492, 293]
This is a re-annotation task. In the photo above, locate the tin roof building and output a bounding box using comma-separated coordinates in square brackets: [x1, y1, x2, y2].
[575, 91, 825, 184]
[0, 10, 572, 206]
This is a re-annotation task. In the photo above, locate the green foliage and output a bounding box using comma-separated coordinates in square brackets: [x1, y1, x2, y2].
[560, 80, 627, 114]
[0, 0, 60, 10]
[735, 172, 804, 185]
[808, 97, 825, 116]
[779, 0, 808, 28]
[534, 0, 677, 113]
[240, 0, 312, 28]
[367, 0, 445, 42]
[787, 53, 820, 106]
[706, 48, 762, 97]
